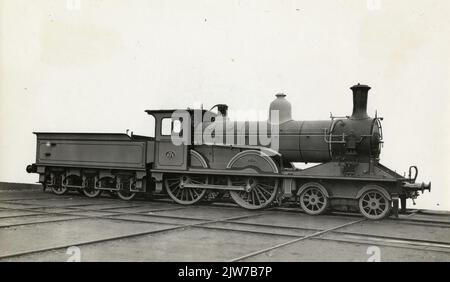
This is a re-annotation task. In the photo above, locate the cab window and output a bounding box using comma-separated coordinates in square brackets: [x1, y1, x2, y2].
[161, 118, 183, 136]
[161, 118, 172, 136]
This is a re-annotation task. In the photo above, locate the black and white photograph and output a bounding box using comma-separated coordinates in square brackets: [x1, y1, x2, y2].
[0, 0, 449, 268]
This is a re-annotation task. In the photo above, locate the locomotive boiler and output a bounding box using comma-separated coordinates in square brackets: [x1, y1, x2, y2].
[196, 84, 382, 164]
[26, 83, 431, 220]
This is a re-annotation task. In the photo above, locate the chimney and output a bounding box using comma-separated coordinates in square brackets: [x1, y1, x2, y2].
[350, 83, 371, 119]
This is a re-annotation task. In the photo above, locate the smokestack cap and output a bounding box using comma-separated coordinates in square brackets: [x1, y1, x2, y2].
[350, 83, 371, 91]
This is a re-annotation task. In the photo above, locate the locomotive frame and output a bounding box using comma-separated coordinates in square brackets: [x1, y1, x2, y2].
[26, 84, 431, 220]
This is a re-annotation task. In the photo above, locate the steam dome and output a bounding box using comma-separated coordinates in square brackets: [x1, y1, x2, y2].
[269, 93, 292, 123]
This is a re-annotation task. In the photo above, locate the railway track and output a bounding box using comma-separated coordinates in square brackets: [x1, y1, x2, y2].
[0, 188, 449, 261]
[0, 209, 275, 259]
[2, 195, 449, 228]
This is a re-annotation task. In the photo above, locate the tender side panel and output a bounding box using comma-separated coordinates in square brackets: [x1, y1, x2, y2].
[36, 138, 147, 170]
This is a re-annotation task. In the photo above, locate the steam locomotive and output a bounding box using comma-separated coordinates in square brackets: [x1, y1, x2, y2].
[26, 84, 431, 219]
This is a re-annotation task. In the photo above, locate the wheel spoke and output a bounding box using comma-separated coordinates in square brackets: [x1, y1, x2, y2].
[255, 187, 268, 202]
[253, 190, 260, 205]
[359, 189, 391, 219]
[190, 179, 205, 184]
[229, 177, 277, 210]
[299, 186, 328, 215]
[256, 185, 273, 197]
[165, 172, 206, 205]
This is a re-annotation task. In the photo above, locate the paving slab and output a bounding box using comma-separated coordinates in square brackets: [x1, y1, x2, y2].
[25, 207, 84, 214]
[101, 203, 185, 213]
[319, 232, 450, 253]
[3, 197, 114, 208]
[60, 210, 121, 217]
[242, 238, 450, 262]
[67, 202, 141, 210]
[230, 212, 357, 231]
[150, 205, 264, 220]
[0, 192, 56, 201]
[107, 213, 207, 225]
[0, 210, 43, 218]
[199, 222, 315, 237]
[0, 214, 83, 227]
[0, 202, 46, 209]
[0, 218, 176, 258]
[402, 213, 450, 224]
[336, 220, 450, 244]
[2, 227, 295, 262]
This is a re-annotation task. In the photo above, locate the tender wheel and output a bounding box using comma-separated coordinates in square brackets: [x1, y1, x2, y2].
[97, 177, 118, 198]
[82, 177, 102, 198]
[117, 188, 136, 201]
[165, 174, 207, 205]
[83, 187, 102, 198]
[359, 189, 391, 220]
[51, 175, 67, 195]
[299, 185, 329, 215]
[51, 185, 68, 195]
[229, 176, 278, 210]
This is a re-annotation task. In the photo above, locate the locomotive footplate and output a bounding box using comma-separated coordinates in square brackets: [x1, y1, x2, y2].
[183, 183, 246, 191]
[150, 168, 402, 183]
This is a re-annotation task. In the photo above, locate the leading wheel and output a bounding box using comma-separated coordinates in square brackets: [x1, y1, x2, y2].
[299, 184, 329, 215]
[359, 189, 391, 220]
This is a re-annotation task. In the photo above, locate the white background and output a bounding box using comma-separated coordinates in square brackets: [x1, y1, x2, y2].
[1, 0, 449, 210]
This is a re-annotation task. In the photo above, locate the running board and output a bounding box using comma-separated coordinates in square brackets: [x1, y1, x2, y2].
[150, 168, 400, 183]
[183, 183, 245, 191]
